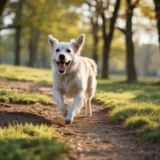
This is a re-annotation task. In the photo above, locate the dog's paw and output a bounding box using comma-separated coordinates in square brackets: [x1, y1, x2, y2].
[65, 116, 73, 124]
[65, 119, 72, 124]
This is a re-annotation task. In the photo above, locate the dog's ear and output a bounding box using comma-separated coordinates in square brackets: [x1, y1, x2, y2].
[48, 35, 58, 47]
[71, 34, 85, 54]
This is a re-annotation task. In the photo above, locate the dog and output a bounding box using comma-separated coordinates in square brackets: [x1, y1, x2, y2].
[48, 34, 97, 124]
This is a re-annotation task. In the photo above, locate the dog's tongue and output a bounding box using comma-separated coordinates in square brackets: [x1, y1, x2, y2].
[58, 63, 66, 71]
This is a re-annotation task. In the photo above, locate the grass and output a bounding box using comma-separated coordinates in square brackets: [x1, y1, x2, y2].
[0, 89, 53, 105]
[0, 64, 52, 84]
[0, 64, 160, 142]
[95, 79, 160, 142]
[0, 124, 68, 160]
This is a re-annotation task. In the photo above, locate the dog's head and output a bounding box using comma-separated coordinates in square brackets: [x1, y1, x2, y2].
[48, 34, 85, 75]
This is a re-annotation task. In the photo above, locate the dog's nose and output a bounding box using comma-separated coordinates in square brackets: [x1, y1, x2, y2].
[59, 54, 65, 61]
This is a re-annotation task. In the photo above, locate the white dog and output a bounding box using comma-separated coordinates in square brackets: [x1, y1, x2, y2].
[48, 34, 97, 124]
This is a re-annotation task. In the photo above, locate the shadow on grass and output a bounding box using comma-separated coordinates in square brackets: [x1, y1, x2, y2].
[110, 107, 156, 123]
[0, 111, 52, 127]
[97, 80, 160, 93]
[132, 88, 160, 104]
[97, 80, 160, 105]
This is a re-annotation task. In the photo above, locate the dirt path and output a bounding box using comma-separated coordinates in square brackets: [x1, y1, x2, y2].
[0, 80, 160, 160]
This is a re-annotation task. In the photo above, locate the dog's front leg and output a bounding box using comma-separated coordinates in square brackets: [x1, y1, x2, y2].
[53, 91, 68, 117]
[65, 91, 84, 124]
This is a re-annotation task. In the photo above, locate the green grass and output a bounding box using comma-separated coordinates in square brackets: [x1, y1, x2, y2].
[95, 79, 160, 142]
[0, 64, 160, 142]
[124, 115, 152, 129]
[139, 123, 160, 142]
[0, 124, 68, 160]
[0, 64, 52, 84]
[0, 89, 53, 105]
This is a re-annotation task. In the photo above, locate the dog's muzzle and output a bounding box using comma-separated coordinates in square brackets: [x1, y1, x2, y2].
[55, 60, 71, 74]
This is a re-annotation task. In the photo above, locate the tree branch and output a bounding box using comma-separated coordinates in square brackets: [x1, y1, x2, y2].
[108, 0, 121, 39]
[117, 26, 126, 35]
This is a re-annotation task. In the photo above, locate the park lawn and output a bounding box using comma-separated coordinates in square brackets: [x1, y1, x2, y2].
[0, 124, 68, 160]
[0, 64, 52, 84]
[0, 64, 160, 142]
[95, 79, 160, 142]
[0, 89, 53, 105]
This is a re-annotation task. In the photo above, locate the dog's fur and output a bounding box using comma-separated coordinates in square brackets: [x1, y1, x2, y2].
[48, 34, 97, 123]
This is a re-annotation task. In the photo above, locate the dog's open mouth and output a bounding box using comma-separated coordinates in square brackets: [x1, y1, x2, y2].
[56, 61, 71, 73]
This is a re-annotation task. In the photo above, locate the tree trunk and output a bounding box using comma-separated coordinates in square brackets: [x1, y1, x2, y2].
[0, 0, 8, 17]
[102, 39, 110, 78]
[126, 1, 137, 83]
[28, 30, 40, 67]
[153, 0, 160, 50]
[14, 26, 21, 65]
[101, 0, 121, 79]
[14, 0, 23, 66]
[91, 16, 99, 64]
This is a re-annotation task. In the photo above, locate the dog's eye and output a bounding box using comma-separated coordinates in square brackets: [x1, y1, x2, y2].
[66, 49, 71, 53]
[56, 49, 60, 52]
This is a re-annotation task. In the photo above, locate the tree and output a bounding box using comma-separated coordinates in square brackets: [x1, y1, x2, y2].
[125, 0, 139, 82]
[101, 0, 121, 78]
[14, 0, 23, 65]
[1, 0, 24, 65]
[85, 0, 121, 78]
[153, 0, 160, 49]
[86, 1, 99, 64]
[119, 0, 139, 83]
[90, 14, 99, 64]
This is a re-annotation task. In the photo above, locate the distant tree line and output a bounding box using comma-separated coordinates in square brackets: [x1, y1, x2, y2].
[0, 0, 160, 83]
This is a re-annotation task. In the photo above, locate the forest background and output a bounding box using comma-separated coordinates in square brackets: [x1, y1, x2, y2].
[0, 0, 160, 83]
